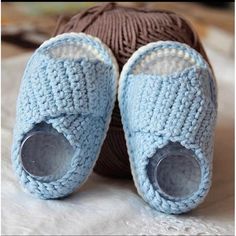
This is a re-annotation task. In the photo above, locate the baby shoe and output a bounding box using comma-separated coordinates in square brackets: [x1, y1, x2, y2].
[11, 32, 118, 199]
[118, 41, 217, 214]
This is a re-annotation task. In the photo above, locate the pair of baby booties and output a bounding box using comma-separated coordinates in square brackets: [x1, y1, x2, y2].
[12, 32, 217, 214]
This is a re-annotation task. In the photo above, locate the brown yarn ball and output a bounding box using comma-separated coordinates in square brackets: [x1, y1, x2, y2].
[53, 3, 210, 178]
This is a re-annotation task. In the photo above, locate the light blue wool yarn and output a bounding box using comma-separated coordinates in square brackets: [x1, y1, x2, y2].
[118, 41, 217, 214]
[11, 33, 118, 199]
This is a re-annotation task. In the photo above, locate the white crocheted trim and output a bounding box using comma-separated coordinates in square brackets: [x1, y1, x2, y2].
[132, 43, 201, 75]
[40, 32, 119, 80]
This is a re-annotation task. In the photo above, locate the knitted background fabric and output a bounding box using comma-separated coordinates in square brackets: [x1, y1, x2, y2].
[11, 32, 119, 199]
[118, 41, 217, 214]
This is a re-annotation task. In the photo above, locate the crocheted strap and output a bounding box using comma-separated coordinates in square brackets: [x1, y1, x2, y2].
[126, 66, 217, 150]
[119, 40, 217, 157]
[16, 33, 119, 126]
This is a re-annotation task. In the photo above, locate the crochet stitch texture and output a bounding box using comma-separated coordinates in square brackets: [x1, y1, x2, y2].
[11, 33, 118, 199]
[118, 41, 217, 214]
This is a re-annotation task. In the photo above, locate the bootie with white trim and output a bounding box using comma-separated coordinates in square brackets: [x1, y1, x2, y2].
[118, 41, 217, 214]
[11, 33, 119, 199]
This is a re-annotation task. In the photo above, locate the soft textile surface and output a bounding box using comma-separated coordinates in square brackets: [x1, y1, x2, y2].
[2, 44, 234, 235]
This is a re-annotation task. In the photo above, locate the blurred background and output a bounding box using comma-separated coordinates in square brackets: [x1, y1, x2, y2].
[2, 2, 235, 59]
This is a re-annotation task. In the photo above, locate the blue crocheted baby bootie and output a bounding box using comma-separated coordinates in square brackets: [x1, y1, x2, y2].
[11, 32, 118, 199]
[118, 41, 217, 214]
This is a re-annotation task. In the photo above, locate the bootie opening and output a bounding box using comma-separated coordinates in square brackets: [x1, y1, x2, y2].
[147, 142, 201, 201]
[20, 122, 75, 182]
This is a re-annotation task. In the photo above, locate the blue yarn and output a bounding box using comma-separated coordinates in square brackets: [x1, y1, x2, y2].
[118, 41, 217, 214]
[11, 33, 118, 199]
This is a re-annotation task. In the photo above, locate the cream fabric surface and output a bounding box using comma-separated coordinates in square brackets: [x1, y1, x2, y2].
[1, 44, 234, 235]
